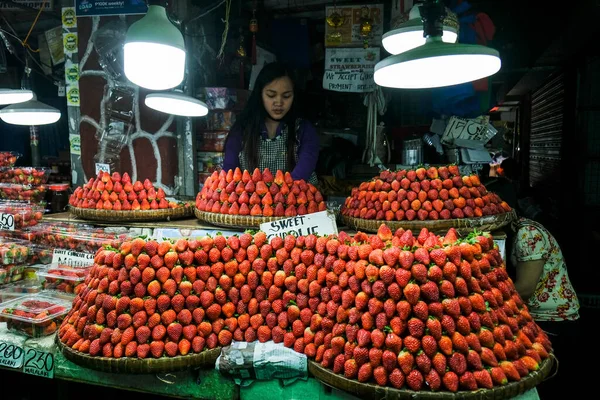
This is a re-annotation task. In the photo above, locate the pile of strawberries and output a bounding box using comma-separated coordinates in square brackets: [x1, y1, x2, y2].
[58, 225, 551, 393]
[342, 165, 511, 221]
[69, 172, 187, 211]
[196, 168, 326, 217]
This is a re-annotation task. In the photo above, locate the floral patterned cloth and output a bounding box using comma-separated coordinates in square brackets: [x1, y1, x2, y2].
[511, 218, 580, 321]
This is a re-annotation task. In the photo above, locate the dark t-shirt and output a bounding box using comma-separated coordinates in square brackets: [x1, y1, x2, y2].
[483, 177, 518, 210]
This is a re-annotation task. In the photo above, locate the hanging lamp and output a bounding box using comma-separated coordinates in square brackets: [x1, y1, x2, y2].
[382, 2, 458, 55]
[374, 0, 501, 89]
[0, 89, 33, 105]
[0, 94, 61, 125]
[145, 90, 208, 117]
[124, 0, 186, 90]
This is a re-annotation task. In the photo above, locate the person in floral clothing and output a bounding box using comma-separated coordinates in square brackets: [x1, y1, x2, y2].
[509, 217, 580, 397]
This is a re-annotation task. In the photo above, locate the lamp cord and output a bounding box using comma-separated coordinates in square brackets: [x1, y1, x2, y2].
[21, 0, 47, 52]
[216, 0, 231, 63]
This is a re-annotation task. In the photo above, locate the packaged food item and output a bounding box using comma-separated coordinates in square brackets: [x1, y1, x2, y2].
[0, 292, 71, 337]
[0, 167, 51, 185]
[27, 222, 131, 253]
[199, 111, 236, 130]
[197, 152, 224, 173]
[26, 242, 53, 265]
[0, 200, 44, 229]
[198, 131, 229, 152]
[0, 279, 42, 303]
[0, 240, 29, 264]
[0, 183, 47, 202]
[0, 151, 20, 167]
[36, 264, 91, 295]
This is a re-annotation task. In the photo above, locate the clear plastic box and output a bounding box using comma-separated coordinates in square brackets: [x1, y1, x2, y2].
[0, 167, 52, 185]
[0, 200, 45, 229]
[36, 264, 91, 295]
[0, 183, 47, 202]
[0, 152, 20, 167]
[0, 279, 42, 303]
[27, 222, 131, 253]
[0, 292, 71, 337]
[0, 240, 29, 265]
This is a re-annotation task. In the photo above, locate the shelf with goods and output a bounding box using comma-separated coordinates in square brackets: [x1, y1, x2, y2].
[196, 87, 248, 187]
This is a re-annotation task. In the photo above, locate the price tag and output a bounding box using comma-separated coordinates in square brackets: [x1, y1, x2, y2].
[23, 347, 54, 379]
[260, 211, 338, 240]
[52, 249, 95, 266]
[0, 342, 24, 369]
[0, 213, 15, 231]
[95, 163, 110, 175]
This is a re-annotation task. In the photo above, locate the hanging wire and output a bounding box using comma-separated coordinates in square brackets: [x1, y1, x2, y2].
[20, 0, 47, 52]
[216, 0, 231, 63]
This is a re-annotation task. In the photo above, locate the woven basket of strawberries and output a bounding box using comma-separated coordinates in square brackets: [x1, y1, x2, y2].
[68, 172, 194, 222]
[195, 168, 327, 229]
[57, 226, 554, 392]
[341, 165, 515, 235]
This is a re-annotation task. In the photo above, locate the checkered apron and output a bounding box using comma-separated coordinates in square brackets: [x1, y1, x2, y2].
[239, 121, 318, 184]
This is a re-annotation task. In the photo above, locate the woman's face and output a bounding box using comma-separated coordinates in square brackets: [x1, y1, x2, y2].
[262, 76, 294, 121]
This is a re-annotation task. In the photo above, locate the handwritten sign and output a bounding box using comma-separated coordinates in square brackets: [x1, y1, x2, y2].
[0, 213, 15, 231]
[23, 347, 55, 379]
[325, 4, 384, 48]
[260, 211, 338, 240]
[95, 163, 110, 176]
[52, 249, 95, 266]
[0, 342, 24, 369]
[323, 48, 380, 93]
[441, 116, 491, 145]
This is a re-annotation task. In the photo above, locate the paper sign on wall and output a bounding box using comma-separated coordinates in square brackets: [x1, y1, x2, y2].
[323, 48, 380, 93]
[260, 211, 338, 240]
[325, 4, 384, 48]
[52, 249, 95, 266]
[441, 116, 491, 145]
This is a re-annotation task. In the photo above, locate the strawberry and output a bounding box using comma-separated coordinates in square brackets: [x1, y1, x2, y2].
[403, 282, 420, 305]
[406, 369, 424, 391]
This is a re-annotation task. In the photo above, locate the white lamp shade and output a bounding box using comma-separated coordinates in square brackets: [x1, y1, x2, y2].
[124, 5, 186, 90]
[382, 22, 458, 55]
[0, 89, 34, 105]
[145, 92, 209, 117]
[374, 38, 501, 89]
[0, 96, 61, 125]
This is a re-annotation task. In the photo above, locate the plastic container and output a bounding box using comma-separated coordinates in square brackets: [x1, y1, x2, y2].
[0, 240, 29, 265]
[0, 292, 71, 337]
[0, 151, 21, 167]
[0, 183, 47, 202]
[36, 264, 91, 295]
[27, 222, 131, 253]
[25, 242, 53, 265]
[45, 183, 70, 214]
[0, 200, 45, 229]
[0, 167, 52, 185]
[0, 279, 42, 303]
[1, 264, 26, 283]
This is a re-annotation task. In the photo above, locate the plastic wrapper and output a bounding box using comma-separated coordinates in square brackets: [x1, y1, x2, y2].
[0, 151, 20, 167]
[216, 341, 308, 386]
[0, 167, 51, 185]
[35, 264, 91, 296]
[0, 183, 47, 202]
[199, 111, 236, 131]
[199, 87, 249, 111]
[0, 292, 71, 337]
[198, 131, 229, 152]
[0, 200, 45, 229]
[92, 18, 127, 81]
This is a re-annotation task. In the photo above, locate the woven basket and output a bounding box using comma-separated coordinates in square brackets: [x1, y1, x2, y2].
[195, 208, 287, 229]
[57, 337, 220, 374]
[69, 205, 194, 222]
[308, 354, 555, 400]
[342, 210, 516, 236]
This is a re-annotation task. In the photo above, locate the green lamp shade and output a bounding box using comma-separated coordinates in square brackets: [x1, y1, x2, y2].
[0, 95, 61, 125]
[375, 38, 501, 89]
[124, 5, 186, 90]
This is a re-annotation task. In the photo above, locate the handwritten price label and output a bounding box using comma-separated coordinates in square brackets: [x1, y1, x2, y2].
[95, 163, 110, 176]
[52, 249, 95, 266]
[0, 213, 15, 231]
[0, 342, 24, 369]
[23, 347, 55, 379]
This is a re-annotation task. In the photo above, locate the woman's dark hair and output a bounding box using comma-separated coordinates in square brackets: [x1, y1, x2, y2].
[228, 61, 300, 172]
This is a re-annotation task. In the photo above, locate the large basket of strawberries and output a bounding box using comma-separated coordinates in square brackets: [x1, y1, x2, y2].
[195, 168, 327, 229]
[68, 172, 194, 222]
[341, 166, 516, 235]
